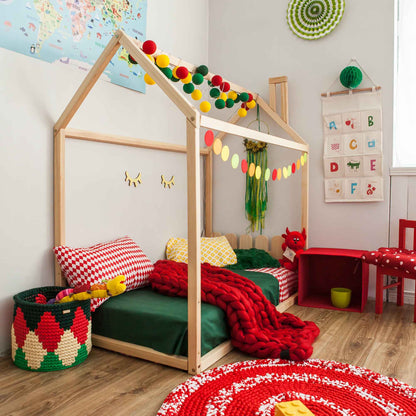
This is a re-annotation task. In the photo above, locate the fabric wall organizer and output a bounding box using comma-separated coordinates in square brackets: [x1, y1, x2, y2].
[321, 89, 383, 203]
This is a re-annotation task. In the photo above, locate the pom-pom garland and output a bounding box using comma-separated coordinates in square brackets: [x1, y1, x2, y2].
[176, 66, 189, 80]
[183, 83, 195, 94]
[211, 75, 223, 86]
[246, 99, 256, 109]
[196, 65, 209, 76]
[191, 89, 202, 100]
[181, 73, 192, 84]
[215, 99, 226, 109]
[210, 88, 220, 98]
[247, 93, 253, 102]
[340, 66, 363, 89]
[228, 91, 237, 101]
[220, 81, 230, 92]
[156, 54, 170, 68]
[146, 54, 155, 63]
[171, 76, 179, 82]
[192, 73, 204, 85]
[160, 67, 172, 79]
[144, 73, 155, 85]
[219, 92, 227, 101]
[226, 98, 234, 108]
[234, 94, 241, 103]
[238, 108, 247, 117]
[240, 92, 249, 102]
[200, 101, 211, 113]
[142, 40, 157, 55]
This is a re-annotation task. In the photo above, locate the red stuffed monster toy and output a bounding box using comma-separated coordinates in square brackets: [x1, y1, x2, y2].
[279, 227, 307, 271]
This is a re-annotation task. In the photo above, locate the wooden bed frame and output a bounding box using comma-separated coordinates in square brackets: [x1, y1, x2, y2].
[53, 30, 309, 375]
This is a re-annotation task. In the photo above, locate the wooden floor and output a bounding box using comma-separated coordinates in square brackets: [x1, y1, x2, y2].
[1, 301, 415, 416]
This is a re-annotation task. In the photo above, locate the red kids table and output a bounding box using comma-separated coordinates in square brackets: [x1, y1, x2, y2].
[298, 248, 369, 312]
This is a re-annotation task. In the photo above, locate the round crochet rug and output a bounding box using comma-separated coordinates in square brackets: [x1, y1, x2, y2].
[157, 359, 416, 416]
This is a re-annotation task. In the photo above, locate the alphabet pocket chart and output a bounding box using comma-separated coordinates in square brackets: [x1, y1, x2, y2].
[322, 90, 383, 202]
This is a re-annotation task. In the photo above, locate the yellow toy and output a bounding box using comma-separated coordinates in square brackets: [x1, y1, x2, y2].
[275, 400, 314, 416]
[55, 275, 126, 303]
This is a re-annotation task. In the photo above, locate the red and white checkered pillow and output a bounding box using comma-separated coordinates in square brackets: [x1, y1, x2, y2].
[53, 237, 154, 311]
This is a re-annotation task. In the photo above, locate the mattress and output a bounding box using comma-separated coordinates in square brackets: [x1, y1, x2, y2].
[92, 269, 279, 356]
[247, 267, 297, 303]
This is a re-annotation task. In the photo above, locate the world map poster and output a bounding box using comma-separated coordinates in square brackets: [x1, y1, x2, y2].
[0, 0, 147, 93]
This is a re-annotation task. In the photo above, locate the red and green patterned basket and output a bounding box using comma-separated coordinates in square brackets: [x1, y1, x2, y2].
[11, 286, 92, 371]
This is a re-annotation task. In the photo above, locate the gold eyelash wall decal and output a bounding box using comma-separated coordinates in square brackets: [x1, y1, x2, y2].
[125, 171, 142, 187]
[161, 175, 175, 189]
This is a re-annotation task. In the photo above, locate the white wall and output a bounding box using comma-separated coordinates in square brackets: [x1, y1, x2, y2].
[0, 0, 209, 354]
[209, 0, 394, 298]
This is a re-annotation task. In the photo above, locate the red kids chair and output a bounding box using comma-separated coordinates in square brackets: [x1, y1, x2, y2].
[362, 219, 416, 322]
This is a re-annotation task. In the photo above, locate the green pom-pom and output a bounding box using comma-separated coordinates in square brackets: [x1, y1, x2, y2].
[240, 92, 249, 102]
[196, 65, 209, 76]
[340, 66, 363, 89]
[226, 98, 234, 108]
[234, 94, 241, 103]
[208, 80, 213, 87]
[161, 67, 172, 79]
[192, 73, 204, 85]
[215, 99, 226, 109]
[210, 88, 220, 98]
[171, 76, 180, 83]
[183, 83, 195, 94]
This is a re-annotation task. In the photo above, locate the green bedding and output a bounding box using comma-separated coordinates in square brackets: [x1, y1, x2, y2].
[92, 269, 279, 356]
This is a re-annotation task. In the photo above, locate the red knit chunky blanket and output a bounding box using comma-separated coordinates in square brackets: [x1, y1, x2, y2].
[149, 260, 320, 361]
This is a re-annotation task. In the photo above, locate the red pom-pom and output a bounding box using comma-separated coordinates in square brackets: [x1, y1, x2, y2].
[142, 40, 157, 55]
[220, 81, 230, 92]
[211, 75, 223, 86]
[176, 66, 189, 79]
[247, 93, 253, 102]
[241, 103, 247, 109]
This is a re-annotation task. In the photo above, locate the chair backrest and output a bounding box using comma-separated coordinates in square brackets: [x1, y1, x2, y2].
[398, 219, 416, 250]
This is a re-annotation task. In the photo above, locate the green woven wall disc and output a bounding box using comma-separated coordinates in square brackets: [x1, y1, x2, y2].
[287, 0, 345, 40]
[340, 66, 363, 89]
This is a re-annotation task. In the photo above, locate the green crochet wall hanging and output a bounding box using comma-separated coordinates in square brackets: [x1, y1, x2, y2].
[287, 0, 345, 40]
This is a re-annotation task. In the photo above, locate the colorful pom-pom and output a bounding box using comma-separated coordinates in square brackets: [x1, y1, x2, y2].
[247, 93, 253, 102]
[220, 81, 231, 92]
[219, 92, 227, 101]
[144, 73, 155, 85]
[246, 99, 256, 109]
[211, 75, 223, 86]
[215, 99, 226, 109]
[156, 54, 170, 68]
[200, 101, 211, 113]
[161, 67, 172, 79]
[142, 40, 157, 55]
[191, 89, 202, 100]
[171, 76, 179, 82]
[183, 83, 195, 94]
[172, 66, 179, 78]
[147, 54, 155, 63]
[241, 103, 247, 109]
[181, 73, 192, 84]
[196, 65, 209, 76]
[128, 54, 137, 64]
[240, 92, 249, 102]
[234, 94, 241, 103]
[176, 66, 189, 80]
[238, 108, 247, 117]
[228, 91, 238, 101]
[226, 98, 234, 108]
[209, 88, 220, 98]
[192, 73, 204, 85]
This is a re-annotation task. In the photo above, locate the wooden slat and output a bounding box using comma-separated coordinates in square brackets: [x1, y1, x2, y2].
[254, 235, 269, 251]
[269, 76, 288, 85]
[275, 293, 298, 312]
[200, 341, 233, 371]
[269, 83, 277, 112]
[281, 81, 289, 124]
[186, 117, 202, 375]
[54, 31, 122, 132]
[209, 111, 241, 146]
[239, 235, 253, 249]
[256, 96, 307, 146]
[271, 235, 285, 260]
[301, 158, 309, 248]
[204, 150, 213, 237]
[92, 335, 188, 370]
[200, 115, 308, 153]
[212, 232, 221, 237]
[119, 33, 196, 122]
[54, 129, 66, 286]
[65, 128, 209, 155]
[321, 86, 381, 97]
[224, 233, 238, 249]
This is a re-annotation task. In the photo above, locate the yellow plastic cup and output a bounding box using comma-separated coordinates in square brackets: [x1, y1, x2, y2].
[331, 288, 352, 309]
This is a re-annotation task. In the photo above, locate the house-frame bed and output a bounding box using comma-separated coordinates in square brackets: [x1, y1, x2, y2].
[53, 30, 309, 375]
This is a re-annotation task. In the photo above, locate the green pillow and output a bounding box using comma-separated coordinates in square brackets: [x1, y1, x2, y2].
[226, 248, 280, 270]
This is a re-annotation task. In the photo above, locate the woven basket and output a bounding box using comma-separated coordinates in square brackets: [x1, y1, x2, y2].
[11, 286, 92, 371]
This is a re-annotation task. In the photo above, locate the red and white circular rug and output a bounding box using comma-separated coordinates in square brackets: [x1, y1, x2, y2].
[157, 359, 416, 416]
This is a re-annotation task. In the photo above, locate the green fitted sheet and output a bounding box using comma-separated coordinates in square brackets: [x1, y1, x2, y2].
[92, 269, 279, 356]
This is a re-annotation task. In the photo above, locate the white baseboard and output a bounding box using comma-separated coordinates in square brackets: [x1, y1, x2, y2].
[387, 290, 415, 305]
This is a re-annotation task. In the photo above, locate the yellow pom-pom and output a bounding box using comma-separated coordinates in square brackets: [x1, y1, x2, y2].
[144, 73, 155, 85]
[147, 54, 155, 63]
[200, 101, 211, 113]
[181, 73, 192, 84]
[172, 66, 179, 78]
[156, 54, 170, 68]
[219, 92, 227, 101]
[246, 99, 256, 109]
[228, 90, 237, 100]
[191, 89, 202, 100]
[238, 108, 247, 117]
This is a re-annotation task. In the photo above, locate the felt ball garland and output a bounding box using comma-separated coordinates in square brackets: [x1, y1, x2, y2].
[226, 99, 234, 108]
[192, 73, 204, 85]
[142, 40, 157, 55]
[240, 92, 249, 102]
[183, 83, 195, 94]
[210, 88, 220, 98]
[196, 65, 209, 76]
[181, 73, 192, 84]
[215, 99, 226, 109]
[211, 75, 223, 86]
[160, 67, 172, 79]
[176, 66, 189, 80]
[220, 81, 231, 92]
[156, 54, 169, 68]
[191, 89, 202, 100]
[144, 73, 155, 85]
[200, 101, 211, 113]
